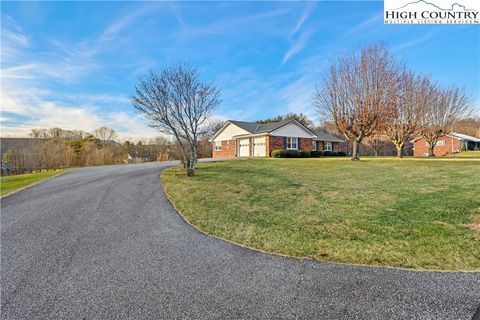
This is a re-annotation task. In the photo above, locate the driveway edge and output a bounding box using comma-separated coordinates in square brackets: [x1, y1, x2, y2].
[0, 169, 74, 199]
[159, 166, 480, 274]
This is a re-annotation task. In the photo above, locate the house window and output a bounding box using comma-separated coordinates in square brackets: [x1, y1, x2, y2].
[215, 141, 221, 151]
[324, 141, 332, 151]
[437, 140, 445, 146]
[286, 137, 298, 150]
[312, 141, 317, 151]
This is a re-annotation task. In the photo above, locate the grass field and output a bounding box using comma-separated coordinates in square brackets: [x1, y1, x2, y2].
[446, 151, 480, 158]
[162, 158, 480, 270]
[0, 170, 68, 196]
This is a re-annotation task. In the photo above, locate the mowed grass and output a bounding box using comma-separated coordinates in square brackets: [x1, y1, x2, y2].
[446, 151, 480, 158]
[0, 170, 68, 196]
[161, 158, 480, 270]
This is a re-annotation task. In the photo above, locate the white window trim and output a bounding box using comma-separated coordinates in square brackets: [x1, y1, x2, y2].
[214, 141, 222, 151]
[312, 141, 317, 151]
[437, 140, 445, 146]
[324, 141, 332, 151]
[286, 137, 298, 150]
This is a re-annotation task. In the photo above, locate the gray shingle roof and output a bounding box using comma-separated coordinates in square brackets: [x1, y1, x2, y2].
[226, 120, 343, 142]
[311, 130, 344, 142]
[228, 120, 260, 133]
[228, 120, 293, 134]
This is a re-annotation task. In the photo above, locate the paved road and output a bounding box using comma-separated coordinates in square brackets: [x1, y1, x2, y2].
[1, 162, 479, 319]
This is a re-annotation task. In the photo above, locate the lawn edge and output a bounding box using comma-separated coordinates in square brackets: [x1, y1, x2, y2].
[160, 166, 480, 273]
[0, 169, 74, 199]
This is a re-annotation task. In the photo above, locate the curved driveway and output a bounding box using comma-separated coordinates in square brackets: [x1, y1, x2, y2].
[1, 162, 479, 319]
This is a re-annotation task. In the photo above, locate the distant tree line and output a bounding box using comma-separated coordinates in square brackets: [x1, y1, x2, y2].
[1, 125, 215, 175]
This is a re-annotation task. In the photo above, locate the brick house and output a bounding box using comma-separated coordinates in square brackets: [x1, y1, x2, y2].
[209, 119, 343, 158]
[412, 132, 480, 157]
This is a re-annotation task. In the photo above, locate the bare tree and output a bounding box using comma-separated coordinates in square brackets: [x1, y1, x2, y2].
[314, 43, 401, 161]
[364, 133, 387, 156]
[384, 73, 430, 158]
[453, 117, 480, 137]
[93, 126, 118, 142]
[131, 62, 221, 176]
[418, 85, 471, 156]
[199, 118, 224, 141]
[29, 128, 46, 138]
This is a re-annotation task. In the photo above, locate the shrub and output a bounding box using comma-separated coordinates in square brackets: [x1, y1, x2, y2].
[271, 149, 287, 158]
[285, 150, 300, 158]
[337, 151, 347, 156]
[299, 151, 311, 158]
[310, 150, 323, 157]
[323, 151, 334, 156]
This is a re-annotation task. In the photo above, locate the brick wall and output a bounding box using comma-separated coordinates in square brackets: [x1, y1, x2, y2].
[299, 138, 313, 151]
[413, 136, 461, 156]
[267, 136, 285, 156]
[212, 139, 237, 158]
[214, 136, 331, 158]
[333, 142, 340, 152]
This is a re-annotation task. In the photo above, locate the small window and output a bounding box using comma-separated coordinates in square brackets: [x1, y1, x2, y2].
[437, 140, 445, 146]
[324, 142, 332, 151]
[215, 141, 221, 151]
[286, 137, 298, 150]
[312, 141, 317, 151]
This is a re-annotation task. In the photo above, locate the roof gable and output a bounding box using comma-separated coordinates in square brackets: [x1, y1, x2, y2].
[269, 121, 316, 138]
[209, 121, 250, 141]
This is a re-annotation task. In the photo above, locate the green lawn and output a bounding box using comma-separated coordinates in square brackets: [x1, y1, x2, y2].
[446, 151, 480, 158]
[0, 170, 68, 196]
[162, 158, 480, 270]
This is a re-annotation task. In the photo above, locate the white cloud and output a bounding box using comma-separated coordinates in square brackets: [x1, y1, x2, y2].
[392, 31, 437, 52]
[0, 88, 156, 140]
[292, 2, 315, 35]
[281, 29, 314, 67]
[344, 13, 383, 37]
[99, 5, 158, 42]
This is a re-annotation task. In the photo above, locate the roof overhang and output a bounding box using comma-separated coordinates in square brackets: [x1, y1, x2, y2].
[233, 133, 268, 139]
[313, 137, 343, 142]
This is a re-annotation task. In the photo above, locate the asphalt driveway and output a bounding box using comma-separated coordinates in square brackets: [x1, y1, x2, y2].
[1, 162, 479, 319]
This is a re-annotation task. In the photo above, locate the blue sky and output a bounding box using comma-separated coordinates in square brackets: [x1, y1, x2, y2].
[1, 1, 479, 140]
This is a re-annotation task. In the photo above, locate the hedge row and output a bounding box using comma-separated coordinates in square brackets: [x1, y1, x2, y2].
[271, 150, 347, 158]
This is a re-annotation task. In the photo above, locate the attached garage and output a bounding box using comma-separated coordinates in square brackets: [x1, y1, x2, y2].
[253, 137, 266, 157]
[238, 138, 250, 157]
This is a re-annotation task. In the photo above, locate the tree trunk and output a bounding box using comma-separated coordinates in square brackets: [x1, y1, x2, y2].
[395, 143, 404, 158]
[428, 143, 436, 157]
[351, 140, 360, 161]
[373, 149, 379, 157]
[187, 145, 196, 177]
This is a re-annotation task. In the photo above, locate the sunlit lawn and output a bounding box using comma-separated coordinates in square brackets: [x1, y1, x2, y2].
[0, 170, 68, 196]
[162, 157, 480, 270]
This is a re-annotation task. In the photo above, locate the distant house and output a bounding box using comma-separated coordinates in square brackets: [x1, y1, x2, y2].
[412, 132, 480, 157]
[209, 119, 342, 158]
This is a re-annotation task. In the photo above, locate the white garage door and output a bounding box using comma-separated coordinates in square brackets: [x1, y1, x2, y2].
[238, 138, 250, 157]
[253, 137, 266, 157]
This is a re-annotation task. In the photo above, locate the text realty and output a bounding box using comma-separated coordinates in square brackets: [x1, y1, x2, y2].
[386, 10, 478, 19]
